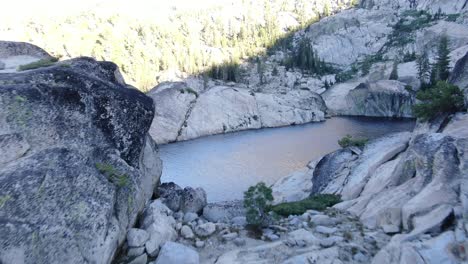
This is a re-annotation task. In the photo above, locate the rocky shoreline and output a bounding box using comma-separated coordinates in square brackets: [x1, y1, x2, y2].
[119, 111, 468, 264]
[1, 0, 468, 261]
[118, 183, 391, 264]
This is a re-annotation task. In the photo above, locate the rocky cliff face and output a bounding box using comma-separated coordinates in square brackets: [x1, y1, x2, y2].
[147, 0, 468, 143]
[451, 49, 468, 109]
[148, 81, 326, 144]
[272, 112, 468, 263]
[0, 45, 162, 264]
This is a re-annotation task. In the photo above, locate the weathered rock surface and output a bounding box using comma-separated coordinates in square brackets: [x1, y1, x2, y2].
[273, 112, 467, 264]
[155, 242, 199, 264]
[324, 80, 415, 117]
[0, 41, 53, 73]
[0, 52, 161, 264]
[305, 8, 396, 67]
[202, 200, 245, 223]
[148, 83, 326, 144]
[451, 49, 468, 109]
[140, 200, 177, 257]
[157, 182, 207, 214]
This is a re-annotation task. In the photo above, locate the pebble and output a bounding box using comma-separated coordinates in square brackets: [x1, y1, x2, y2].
[310, 215, 334, 226]
[222, 232, 238, 241]
[183, 212, 198, 223]
[181, 225, 195, 239]
[126, 228, 150, 248]
[316, 226, 338, 235]
[127, 247, 145, 257]
[233, 237, 246, 246]
[128, 254, 147, 264]
[353, 252, 368, 263]
[195, 240, 205, 248]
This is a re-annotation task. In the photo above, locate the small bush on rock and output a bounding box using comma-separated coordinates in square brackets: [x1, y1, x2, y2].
[96, 163, 129, 188]
[338, 135, 368, 149]
[413, 81, 465, 121]
[271, 194, 341, 216]
[18, 57, 59, 71]
[244, 182, 273, 227]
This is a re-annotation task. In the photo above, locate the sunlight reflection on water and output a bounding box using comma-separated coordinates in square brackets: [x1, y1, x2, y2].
[160, 116, 415, 202]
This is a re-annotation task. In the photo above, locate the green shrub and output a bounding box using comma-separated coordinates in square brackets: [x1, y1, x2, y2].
[18, 57, 59, 71]
[244, 182, 274, 227]
[413, 81, 465, 121]
[338, 135, 369, 148]
[335, 67, 357, 83]
[95, 163, 129, 188]
[270, 194, 341, 217]
[185, 88, 199, 97]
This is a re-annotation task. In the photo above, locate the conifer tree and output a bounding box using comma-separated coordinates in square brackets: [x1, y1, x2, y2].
[389, 60, 399, 80]
[416, 51, 430, 88]
[435, 34, 450, 82]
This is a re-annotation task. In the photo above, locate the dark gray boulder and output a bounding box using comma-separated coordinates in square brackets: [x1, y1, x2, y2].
[450, 50, 468, 110]
[345, 81, 415, 118]
[0, 55, 162, 264]
[157, 183, 207, 214]
[310, 149, 357, 195]
[0, 41, 51, 59]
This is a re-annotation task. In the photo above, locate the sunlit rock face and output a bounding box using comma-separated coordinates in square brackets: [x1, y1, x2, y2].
[0, 44, 161, 264]
[323, 80, 415, 118]
[148, 81, 326, 144]
[361, 0, 468, 14]
[272, 112, 468, 264]
[451, 49, 468, 109]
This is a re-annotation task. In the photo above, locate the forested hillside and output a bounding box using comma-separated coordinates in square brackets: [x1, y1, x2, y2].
[1, 0, 355, 90]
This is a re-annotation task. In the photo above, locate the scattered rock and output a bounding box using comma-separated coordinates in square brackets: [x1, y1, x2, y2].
[231, 216, 247, 227]
[180, 187, 207, 214]
[155, 242, 200, 264]
[142, 200, 177, 257]
[382, 225, 400, 234]
[289, 217, 302, 227]
[195, 240, 205, 248]
[127, 247, 145, 257]
[203, 200, 245, 222]
[183, 212, 198, 223]
[353, 252, 368, 263]
[222, 233, 238, 242]
[233, 238, 246, 246]
[128, 254, 148, 264]
[310, 214, 335, 226]
[320, 236, 344, 248]
[316, 226, 338, 235]
[194, 222, 216, 237]
[127, 228, 150, 248]
[181, 225, 195, 239]
[287, 229, 318, 246]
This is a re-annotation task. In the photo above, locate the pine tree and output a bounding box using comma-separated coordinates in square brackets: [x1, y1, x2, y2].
[272, 66, 279, 76]
[435, 34, 451, 82]
[416, 51, 430, 88]
[257, 57, 265, 84]
[389, 60, 399, 80]
[324, 3, 331, 17]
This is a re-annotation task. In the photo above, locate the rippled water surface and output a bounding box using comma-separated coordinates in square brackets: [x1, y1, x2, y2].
[160, 117, 415, 202]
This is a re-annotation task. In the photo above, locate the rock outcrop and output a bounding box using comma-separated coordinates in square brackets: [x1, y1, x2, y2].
[0, 41, 53, 73]
[0, 48, 162, 264]
[148, 82, 326, 144]
[451, 49, 468, 109]
[272, 112, 468, 263]
[323, 80, 415, 118]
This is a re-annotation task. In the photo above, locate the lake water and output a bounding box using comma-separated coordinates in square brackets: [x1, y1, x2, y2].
[159, 117, 415, 202]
